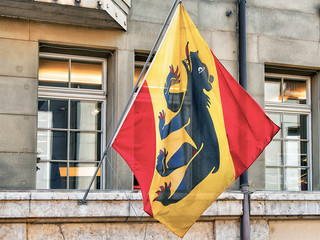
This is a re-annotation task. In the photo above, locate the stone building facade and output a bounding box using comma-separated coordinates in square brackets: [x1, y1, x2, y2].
[0, 0, 319, 239]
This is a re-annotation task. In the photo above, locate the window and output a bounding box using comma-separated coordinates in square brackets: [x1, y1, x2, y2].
[264, 73, 311, 191]
[36, 52, 107, 190]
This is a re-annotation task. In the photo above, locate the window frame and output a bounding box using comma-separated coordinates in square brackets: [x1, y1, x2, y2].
[265, 73, 312, 191]
[37, 52, 107, 190]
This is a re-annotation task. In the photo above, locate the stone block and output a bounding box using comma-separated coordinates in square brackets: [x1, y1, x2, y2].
[130, 0, 198, 25]
[219, 60, 238, 81]
[183, 222, 215, 240]
[0, 115, 36, 153]
[0, 16, 30, 40]
[30, 21, 127, 50]
[249, 0, 320, 14]
[116, 50, 134, 108]
[246, 63, 264, 98]
[249, 156, 266, 191]
[269, 220, 320, 240]
[0, 191, 30, 200]
[130, 0, 173, 24]
[262, 8, 319, 42]
[29, 200, 130, 218]
[61, 223, 108, 240]
[251, 194, 320, 216]
[129, 199, 149, 218]
[311, 73, 320, 191]
[211, 30, 237, 61]
[258, 36, 320, 67]
[198, 29, 212, 48]
[0, 76, 37, 115]
[246, 34, 259, 63]
[182, 0, 200, 26]
[251, 220, 269, 240]
[107, 222, 214, 240]
[127, 20, 161, 51]
[0, 199, 29, 218]
[199, 1, 237, 32]
[0, 39, 38, 78]
[0, 153, 36, 189]
[28, 222, 213, 240]
[112, 50, 134, 190]
[246, 7, 263, 34]
[227, 177, 240, 191]
[211, 30, 258, 64]
[204, 198, 243, 216]
[27, 224, 64, 240]
[0, 224, 26, 240]
[215, 220, 240, 240]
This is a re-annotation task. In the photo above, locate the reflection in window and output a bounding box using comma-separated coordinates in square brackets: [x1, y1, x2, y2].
[70, 101, 101, 130]
[39, 58, 103, 89]
[69, 163, 100, 189]
[283, 79, 306, 104]
[265, 77, 282, 103]
[265, 76, 307, 104]
[39, 59, 69, 87]
[71, 61, 102, 89]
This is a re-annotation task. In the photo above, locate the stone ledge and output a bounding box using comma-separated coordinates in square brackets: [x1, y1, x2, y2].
[0, 190, 244, 201]
[0, 190, 320, 220]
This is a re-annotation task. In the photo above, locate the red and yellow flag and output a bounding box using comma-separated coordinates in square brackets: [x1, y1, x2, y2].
[112, 3, 279, 238]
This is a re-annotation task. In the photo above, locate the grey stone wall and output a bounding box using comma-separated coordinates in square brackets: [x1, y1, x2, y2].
[1, 191, 320, 239]
[0, 18, 38, 189]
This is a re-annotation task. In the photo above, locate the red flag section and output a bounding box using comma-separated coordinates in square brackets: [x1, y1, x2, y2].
[214, 56, 280, 178]
[112, 81, 156, 216]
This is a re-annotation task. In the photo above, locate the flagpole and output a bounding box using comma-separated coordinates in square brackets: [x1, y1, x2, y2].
[238, 0, 250, 240]
[78, 0, 182, 205]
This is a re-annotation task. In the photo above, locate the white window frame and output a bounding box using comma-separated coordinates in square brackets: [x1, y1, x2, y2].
[265, 73, 312, 191]
[37, 52, 107, 190]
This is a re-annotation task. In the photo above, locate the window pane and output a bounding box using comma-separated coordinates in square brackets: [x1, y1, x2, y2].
[37, 130, 52, 161]
[283, 114, 308, 140]
[38, 99, 68, 129]
[70, 101, 101, 130]
[265, 77, 281, 103]
[265, 140, 282, 166]
[52, 131, 68, 160]
[71, 61, 102, 89]
[267, 112, 281, 139]
[39, 58, 69, 87]
[37, 130, 67, 160]
[37, 130, 67, 161]
[284, 141, 308, 167]
[69, 132, 101, 161]
[265, 167, 282, 190]
[36, 162, 67, 189]
[69, 163, 100, 189]
[283, 79, 307, 104]
[134, 66, 147, 86]
[285, 168, 308, 191]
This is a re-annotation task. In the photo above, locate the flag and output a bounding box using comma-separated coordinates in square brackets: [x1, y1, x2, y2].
[112, 3, 279, 238]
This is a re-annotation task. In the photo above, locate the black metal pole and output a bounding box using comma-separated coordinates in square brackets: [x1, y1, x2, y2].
[239, 0, 250, 239]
